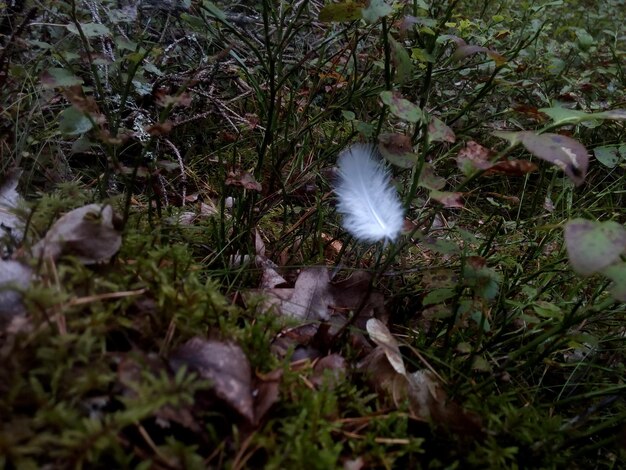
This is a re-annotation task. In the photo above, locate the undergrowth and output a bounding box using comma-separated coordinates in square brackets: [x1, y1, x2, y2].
[1, 0, 625, 468]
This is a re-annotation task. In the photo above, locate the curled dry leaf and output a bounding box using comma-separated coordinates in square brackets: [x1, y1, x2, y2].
[32, 204, 122, 264]
[366, 318, 405, 375]
[169, 337, 255, 423]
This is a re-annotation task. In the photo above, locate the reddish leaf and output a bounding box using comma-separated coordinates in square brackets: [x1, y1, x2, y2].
[378, 133, 418, 168]
[418, 163, 446, 190]
[519, 132, 589, 186]
[428, 116, 456, 143]
[430, 191, 464, 208]
[380, 91, 423, 123]
[484, 160, 538, 176]
[456, 141, 494, 175]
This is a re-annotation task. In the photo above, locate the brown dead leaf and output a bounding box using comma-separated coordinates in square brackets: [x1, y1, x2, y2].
[145, 121, 173, 136]
[32, 204, 122, 264]
[430, 190, 464, 208]
[0, 259, 32, 325]
[226, 171, 262, 192]
[253, 368, 282, 424]
[169, 337, 254, 423]
[377, 133, 418, 168]
[366, 319, 405, 375]
[484, 159, 538, 176]
[456, 141, 494, 174]
[311, 354, 348, 389]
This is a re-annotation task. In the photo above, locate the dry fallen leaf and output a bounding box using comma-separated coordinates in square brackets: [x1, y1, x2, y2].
[0, 259, 32, 325]
[32, 204, 122, 264]
[359, 321, 483, 437]
[169, 337, 255, 423]
[0, 169, 24, 253]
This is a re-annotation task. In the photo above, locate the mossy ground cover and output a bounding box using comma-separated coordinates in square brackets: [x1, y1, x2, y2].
[1, 1, 625, 468]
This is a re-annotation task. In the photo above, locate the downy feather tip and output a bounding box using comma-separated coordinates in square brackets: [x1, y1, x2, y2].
[334, 144, 405, 243]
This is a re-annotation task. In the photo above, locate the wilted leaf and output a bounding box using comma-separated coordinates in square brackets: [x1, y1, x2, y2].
[59, 106, 93, 135]
[361, 0, 392, 23]
[65, 22, 111, 37]
[41, 68, 83, 88]
[0, 260, 32, 323]
[389, 36, 412, 84]
[311, 354, 347, 389]
[380, 91, 423, 123]
[32, 204, 122, 264]
[430, 190, 464, 208]
[484, 160, 538, 176]
[287, 267, 333, 320]
[463, 256, 501, 300]
[226, 171, 262, 192]
[418, 163, 446, 190]
[564, 218, 626, 275]
[259, 267, 333, 320]
[378, 133, 418, 168]
[456, 141, 493, 175]
[451, 44, 505, 66]
[428, 116, 455, 143]
[518, 132, 589, 186]
[366, 318, 405, 375]
[318, 1, 362, 22]
[253, 369, 282, 423]
[169, 337, 254, 423]
[601, 263, 626, 302]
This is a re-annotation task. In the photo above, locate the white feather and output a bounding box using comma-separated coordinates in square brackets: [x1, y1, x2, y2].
[334, 144, 405, 243]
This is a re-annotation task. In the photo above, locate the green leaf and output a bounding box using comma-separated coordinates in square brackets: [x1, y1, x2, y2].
[65, 22, 111, 37]
[539, 106, 591, 125]
[410, 47, 435, 63]
[428, 116, 455, 143]
[41, 68, 83, 88]
[380, 91, 423, 123]
[378, 133, 418, 168]
[539, 106, 626, 124]
[59, 106, 93, 136]
[532, 301, 563, 320]
[361, 0, 392, 23]
[418, 163, 446, 190]
[318, 1, 362, 22]
[423, 288, 456, 306]
[594, 146, 621, 168]
[601, 263, 626, 301]
[389, 36, 412, 85]
[202, 0, 227, 20]
[564, 218, 626, 275]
